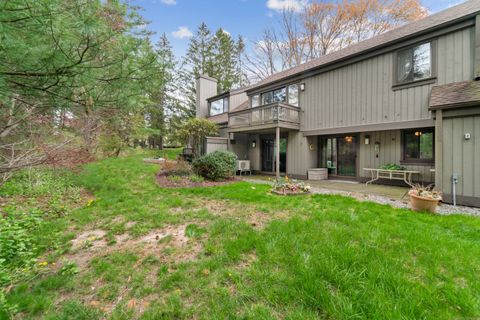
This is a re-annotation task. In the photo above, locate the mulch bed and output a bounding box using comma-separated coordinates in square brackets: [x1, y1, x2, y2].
[156, 173, 238, 188]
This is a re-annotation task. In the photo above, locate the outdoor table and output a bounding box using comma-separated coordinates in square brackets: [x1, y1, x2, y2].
[363, 168, 419, 187]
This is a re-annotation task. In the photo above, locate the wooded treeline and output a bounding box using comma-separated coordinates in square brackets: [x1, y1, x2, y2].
[0, 0, 246, 183]
[246, 0, 427, 81]
[0, 0, 427, 183]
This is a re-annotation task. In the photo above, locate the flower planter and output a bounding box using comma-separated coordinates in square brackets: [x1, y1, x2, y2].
[409, 193, 441, 213]
[271, 189, 310, 196]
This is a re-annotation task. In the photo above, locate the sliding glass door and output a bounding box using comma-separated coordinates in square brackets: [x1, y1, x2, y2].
[319, 135, 357, 177]
[261, 136, 287, 173]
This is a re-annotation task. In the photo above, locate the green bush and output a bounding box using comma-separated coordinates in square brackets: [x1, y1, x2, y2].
[192, 151, 237, 181]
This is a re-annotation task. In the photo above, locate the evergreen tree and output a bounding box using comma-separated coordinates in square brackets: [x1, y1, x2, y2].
[148, 33, 176, 149]
[235, 36, 249, 88]
[212, 28, 237, 92]
[185, 23, 214, 78]
[179, 23, 247, 121]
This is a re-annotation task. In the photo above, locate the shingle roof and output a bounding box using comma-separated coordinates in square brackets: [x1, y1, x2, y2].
[429, 80, 480, 109]
[248, 0, 480, 92]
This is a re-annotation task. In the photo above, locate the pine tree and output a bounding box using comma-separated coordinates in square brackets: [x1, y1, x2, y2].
[235, 36, 249, 88]
[185, 23, 214, 78]
[148, 33, 176, 149]
[212, 28, 237, 92]
[179, 23, 247, 120]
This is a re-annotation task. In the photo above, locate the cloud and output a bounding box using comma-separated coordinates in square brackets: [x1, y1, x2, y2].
[172, 26, 193, 39]
[160, 0, 176, 5]
[266, 0, 306, 12]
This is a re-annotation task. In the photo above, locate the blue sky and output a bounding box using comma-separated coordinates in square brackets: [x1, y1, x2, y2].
[132, 0, 465, 58]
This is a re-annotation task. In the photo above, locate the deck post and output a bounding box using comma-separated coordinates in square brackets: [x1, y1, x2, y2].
[276, 126, 280, 180]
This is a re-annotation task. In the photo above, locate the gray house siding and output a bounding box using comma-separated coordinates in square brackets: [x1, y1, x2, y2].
[229, 133, 249, 161]
[247, 134, 261, 171]
[301, 27, 474, 133]
[285, 28, 474, 180]
[204, 137, 227, 154]
[286, 132, 317, 178]
[441, 114, 480, 205]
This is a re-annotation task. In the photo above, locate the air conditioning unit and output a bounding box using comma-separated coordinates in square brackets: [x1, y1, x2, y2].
[236, 160, 251, 175]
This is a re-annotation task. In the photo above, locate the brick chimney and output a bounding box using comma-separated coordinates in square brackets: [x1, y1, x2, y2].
[196, 75, 218, 118]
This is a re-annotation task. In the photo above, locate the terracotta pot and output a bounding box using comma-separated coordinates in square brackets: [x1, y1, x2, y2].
[409, 193, 440, 213]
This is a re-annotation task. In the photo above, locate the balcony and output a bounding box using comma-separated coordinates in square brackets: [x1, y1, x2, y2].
[228, 102, 300, 132]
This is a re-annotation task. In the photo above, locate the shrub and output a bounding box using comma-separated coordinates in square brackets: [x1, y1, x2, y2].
[192, 151, 237, 181]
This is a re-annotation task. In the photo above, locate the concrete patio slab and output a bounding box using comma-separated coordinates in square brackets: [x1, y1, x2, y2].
[242, 175, 408, 200]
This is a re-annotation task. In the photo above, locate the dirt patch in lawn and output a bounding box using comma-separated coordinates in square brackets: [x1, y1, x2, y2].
[71, 229, 107, 250]
[156, 173, 238, 188]
[197, 199, 291, 229]
[63, 223, 204, 270]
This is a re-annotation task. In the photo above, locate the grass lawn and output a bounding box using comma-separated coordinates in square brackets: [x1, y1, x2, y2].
[2, 150, 480, 319]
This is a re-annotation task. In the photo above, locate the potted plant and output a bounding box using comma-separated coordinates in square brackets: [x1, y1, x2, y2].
[408, 184, 442, 213]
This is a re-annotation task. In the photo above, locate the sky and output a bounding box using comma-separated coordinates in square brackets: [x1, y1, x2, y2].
[131, 0, 467, 58]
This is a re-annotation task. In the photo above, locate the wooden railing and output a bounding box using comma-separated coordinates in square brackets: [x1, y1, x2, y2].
[228, 103, 300, 128]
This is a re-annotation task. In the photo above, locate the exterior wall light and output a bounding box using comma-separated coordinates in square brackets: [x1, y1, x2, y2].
[364, 135, 370, 145]
[300, 83, 305, 91]
[345, 136, 353, 143]
[252, 140, 256, 148]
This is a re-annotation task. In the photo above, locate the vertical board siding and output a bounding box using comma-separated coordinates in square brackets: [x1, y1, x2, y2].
[442, 116, 480, 198]
[358, 130, 435, 183]
[205, 139, 227, 154]
[229, 134, 249, 160]
[302, 27, 474, 132]
[247, 134, 261, 171]
[286, 131, 317, 176]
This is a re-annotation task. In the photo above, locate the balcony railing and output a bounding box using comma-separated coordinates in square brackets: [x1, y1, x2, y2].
[228, 103, 300, 129]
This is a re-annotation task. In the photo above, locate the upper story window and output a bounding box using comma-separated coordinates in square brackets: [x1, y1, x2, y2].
[395, 42, 432, 85]
[251, 94, 260, 108]
[252, 84, 299, 107]
[402, 129, 434, 163]
[209, 97, 229, 116]
[261, 87, 286, 105]
[288, 84, 299, 107]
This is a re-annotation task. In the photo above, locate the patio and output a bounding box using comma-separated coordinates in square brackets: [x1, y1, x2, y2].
[243, 175, 408, 199]
[241, 175, 480, 216]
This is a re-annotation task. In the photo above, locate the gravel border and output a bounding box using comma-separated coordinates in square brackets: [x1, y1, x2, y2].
[242, 178, 480, 217]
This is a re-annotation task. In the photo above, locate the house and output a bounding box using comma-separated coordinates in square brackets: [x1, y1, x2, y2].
[196, 0, 480, 207]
